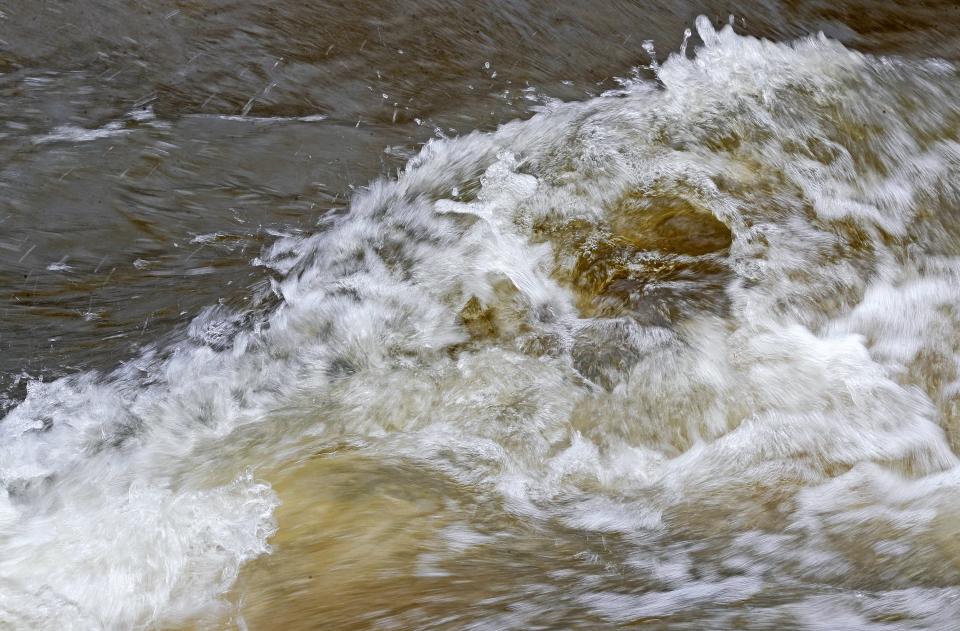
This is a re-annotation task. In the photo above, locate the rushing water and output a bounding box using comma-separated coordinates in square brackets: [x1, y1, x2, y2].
[3, 2, 960, 630]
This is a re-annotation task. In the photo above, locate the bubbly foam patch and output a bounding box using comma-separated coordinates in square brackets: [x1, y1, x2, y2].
[3, 17, 960, 629]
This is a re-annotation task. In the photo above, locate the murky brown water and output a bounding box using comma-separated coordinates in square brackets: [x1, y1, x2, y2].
[4, 2, 960, 630]
[4, 0, 960, 397]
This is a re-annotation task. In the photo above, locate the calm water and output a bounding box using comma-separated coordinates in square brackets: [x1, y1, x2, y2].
[2, 2, 960, 629]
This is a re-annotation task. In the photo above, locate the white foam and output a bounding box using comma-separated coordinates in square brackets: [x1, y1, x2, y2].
[4, 16, 960, 627]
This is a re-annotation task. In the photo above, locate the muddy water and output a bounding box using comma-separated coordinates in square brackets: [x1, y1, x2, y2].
[3, 2, 960, 630]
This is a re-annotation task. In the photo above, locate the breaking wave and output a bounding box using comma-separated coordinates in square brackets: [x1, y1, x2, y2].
[3, 17, 960, 629]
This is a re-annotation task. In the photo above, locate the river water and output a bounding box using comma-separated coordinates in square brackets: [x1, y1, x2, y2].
[2, 2, 960, 629]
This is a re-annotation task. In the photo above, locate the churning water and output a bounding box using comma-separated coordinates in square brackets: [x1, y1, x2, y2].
[3, 5, 960, 630]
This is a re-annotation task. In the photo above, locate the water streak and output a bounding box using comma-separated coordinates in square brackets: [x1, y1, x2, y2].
[3, 17, 960, 630]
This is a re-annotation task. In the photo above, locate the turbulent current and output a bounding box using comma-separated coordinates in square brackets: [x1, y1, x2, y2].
[3, 17, 960, 630]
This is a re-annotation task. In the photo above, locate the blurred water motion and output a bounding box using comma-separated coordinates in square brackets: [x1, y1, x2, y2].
[2, 2, 960, 629]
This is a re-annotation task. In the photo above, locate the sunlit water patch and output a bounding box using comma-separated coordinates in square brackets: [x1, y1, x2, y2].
[3, 17, 960, 630]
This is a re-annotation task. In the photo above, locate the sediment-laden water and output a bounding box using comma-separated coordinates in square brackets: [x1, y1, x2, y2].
[3, 3, 960, 630]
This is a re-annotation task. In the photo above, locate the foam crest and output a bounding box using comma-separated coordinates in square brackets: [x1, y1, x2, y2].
[3, 17, 960, 628]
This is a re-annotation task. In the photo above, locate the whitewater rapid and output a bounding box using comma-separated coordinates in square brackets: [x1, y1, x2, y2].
[3, 17, 960, 629]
